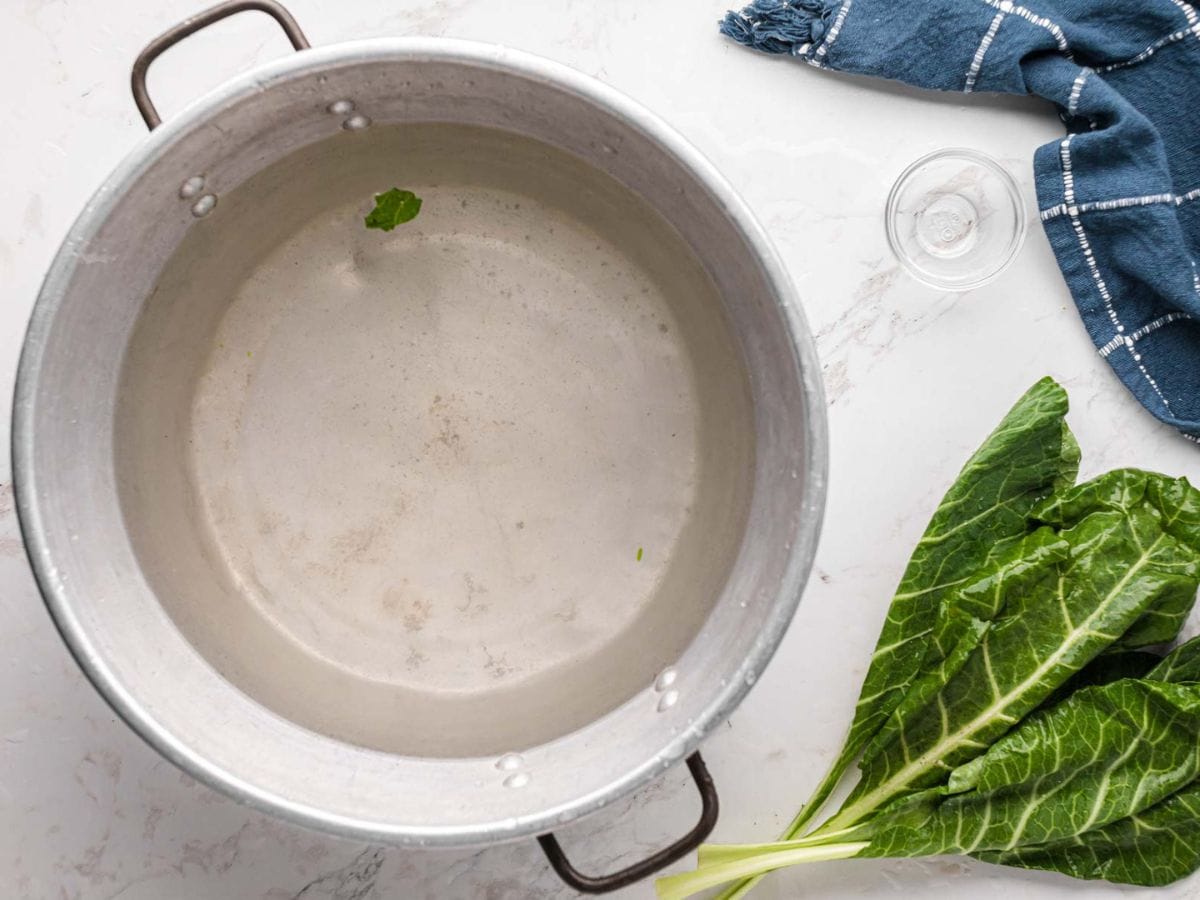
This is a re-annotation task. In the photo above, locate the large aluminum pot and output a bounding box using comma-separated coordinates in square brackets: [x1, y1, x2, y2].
[13, 0, 825, 888]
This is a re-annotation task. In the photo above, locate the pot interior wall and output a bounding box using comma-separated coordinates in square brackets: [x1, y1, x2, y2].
[114, 122, 755, 757]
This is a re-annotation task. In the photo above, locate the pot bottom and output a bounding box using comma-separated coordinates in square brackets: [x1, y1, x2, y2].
[114, 123, 756, 757]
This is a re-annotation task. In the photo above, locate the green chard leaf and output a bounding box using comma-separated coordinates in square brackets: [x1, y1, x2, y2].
[364, 188, 422, 231]
[820, 476, 1200, 833]
[978, 780, 1200, 887]
[787, 380, 1078, 829]
[1036, 471, 1200, 648]
[975, 633, 1200, 886]
[863, 679, 1200, 859]
[844, 379, 1078, 756]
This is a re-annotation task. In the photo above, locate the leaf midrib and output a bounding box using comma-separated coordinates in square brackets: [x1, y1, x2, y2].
[916, 493, 1029, 548]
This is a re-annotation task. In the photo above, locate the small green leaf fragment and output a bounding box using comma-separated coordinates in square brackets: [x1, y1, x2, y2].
[637, 547, 644, 561]
[364, 188, 423, 231]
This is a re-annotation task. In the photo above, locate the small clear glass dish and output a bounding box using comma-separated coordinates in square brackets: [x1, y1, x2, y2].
[886, 148, 1027, 291]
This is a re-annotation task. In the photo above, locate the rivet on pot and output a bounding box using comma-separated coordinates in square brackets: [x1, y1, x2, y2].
[503, 771, 530, 789]
[654, 667, 677, 692]
[657, 689, 679, 712]
[178, 175, 206, 199]
[342, 114, 372, 131]
[190, 194, 218, 218]
[327, 98, 354, 114]
[495, 752, 523, 771]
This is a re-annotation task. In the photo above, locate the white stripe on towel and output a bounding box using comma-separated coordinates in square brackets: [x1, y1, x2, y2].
[965, 13, 1007, 92]
[1040, 188, 1200, 221]
[981, 0, 1072, 57]
[812, 0, 854, 67]
[1067, 68, 1091, 115]
[1099, 26, 1198, 72]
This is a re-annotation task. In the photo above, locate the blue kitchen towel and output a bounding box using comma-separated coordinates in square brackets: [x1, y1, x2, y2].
[721, 0, 1200, 444]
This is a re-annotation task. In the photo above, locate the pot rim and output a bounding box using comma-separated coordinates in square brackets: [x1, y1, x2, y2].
[13, 36, 828, 844]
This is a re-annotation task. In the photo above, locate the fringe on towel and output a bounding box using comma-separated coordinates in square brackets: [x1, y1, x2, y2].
[719, 0, 838, 55]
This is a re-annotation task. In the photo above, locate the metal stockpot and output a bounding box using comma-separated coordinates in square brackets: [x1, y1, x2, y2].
[13, 1, 825, 890]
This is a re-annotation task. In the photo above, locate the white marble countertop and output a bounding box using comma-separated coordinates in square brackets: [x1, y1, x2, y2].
[2, 1, 1198, 898]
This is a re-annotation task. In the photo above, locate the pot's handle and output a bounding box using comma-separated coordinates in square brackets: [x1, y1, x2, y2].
[538, 752, 719, 894]
[131, 0, 309, 129]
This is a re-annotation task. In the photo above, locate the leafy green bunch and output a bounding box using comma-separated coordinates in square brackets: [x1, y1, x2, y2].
[659, 378, 1200, 898]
